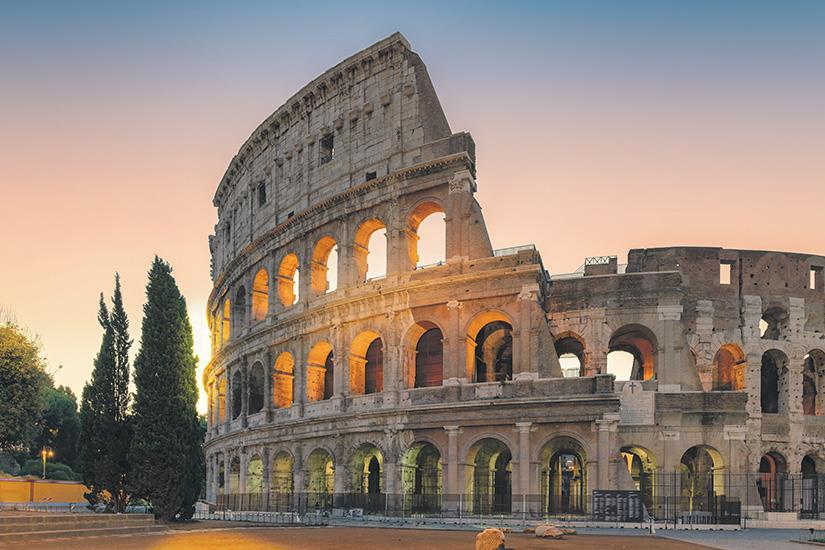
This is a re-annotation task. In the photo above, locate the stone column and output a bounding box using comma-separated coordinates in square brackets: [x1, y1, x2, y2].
[225, 368, 233, 432]
[445, 170, 472, 260]
[332, 324, 346, 409]
[444, 426, 461, 511]
[264, 349, 273, 422]
[657, 304, 684, 387]
[240, 357, 249, 428]
[262, 447, 271, 508]
[333, 442, 347, 508]
[515, 422, 533, 513]
[596, 414, 619, 490]
[293, 341, 306, 418]
[514, 286, 539, 381]
[444, 300, 464, 384]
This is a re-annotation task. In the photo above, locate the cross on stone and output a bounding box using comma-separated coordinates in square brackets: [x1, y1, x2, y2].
[627, 381, 640, 393]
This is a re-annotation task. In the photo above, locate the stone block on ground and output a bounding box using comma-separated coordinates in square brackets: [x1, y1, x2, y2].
[476, 527, 505, 550]
[535, 524, 565, 538]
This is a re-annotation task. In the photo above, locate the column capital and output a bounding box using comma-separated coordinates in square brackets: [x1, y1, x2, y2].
[446, 299, 463, 311]
[444, 425, 462, 436]
[515, 421, 533, 433]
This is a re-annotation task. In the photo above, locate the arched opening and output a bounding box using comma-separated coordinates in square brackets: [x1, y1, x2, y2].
[354, 218, 387, 282]
[349, 331, 383, 395]
[555, 335, 585, 378]
[222, 299, 231, 342]
[271, 451, 294, 511]
[712, 344, 746, 391]
[408, 201, 446, 269]
[306, 341, 334, 402]
[277, 253, 300, 307]
[233, 287, 247, 330]
[231, 369, 242, 419]
[351, 444, 383, 512]
[248, 362, 264, 414]
[758, 451, 787, 512]
[620, 446, 657, 515]
[466, 438, 512, 514]
[247, 454, 263, 499]
[761, 349, 788, 414]
[311, 236, 339, 295]
[467, 315, 513, 383]
[273, 352, 294, 408]
[251, 268, 269, 322]
[804, 350, 825, 416]
[541, 437, 587, 515]
[680, 446, 725, 513]
[415, 326, 444, 388]
[218, 460, 225, 495]
[608, 324, 657, 381]
[760, 306, 789, 340]
[229, 457, 241, 495]
[401, 442, 442, 513]
[802, 455, 819, 516]
[306, 449, 334, 510]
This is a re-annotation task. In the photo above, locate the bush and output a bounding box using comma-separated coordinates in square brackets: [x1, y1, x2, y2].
[20, 459, 81, 481]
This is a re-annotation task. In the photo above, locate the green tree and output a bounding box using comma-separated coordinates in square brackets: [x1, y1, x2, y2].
[129, 257, 203, 521]
[34, 386, 81, 469]
[79, 284, 133, 512]
[0, 323, 48, 453]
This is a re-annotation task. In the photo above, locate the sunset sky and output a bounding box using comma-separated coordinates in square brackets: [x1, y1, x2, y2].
[1, 1, 823, 412]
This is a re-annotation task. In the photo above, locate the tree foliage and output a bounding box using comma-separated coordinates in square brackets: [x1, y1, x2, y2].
[78, 277, 133, 512]
[34, 385, 81, 469]
[0, 323, 48, 452]
[129, 257, 203, 521]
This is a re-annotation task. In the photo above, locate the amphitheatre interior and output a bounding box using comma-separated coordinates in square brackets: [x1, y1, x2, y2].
[203, 33, 825, 520]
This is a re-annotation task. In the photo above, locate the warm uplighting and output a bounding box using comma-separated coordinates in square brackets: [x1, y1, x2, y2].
[40, 447, 54, 479]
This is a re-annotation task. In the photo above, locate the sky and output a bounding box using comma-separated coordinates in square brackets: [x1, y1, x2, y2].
[1, 1, 823, 413]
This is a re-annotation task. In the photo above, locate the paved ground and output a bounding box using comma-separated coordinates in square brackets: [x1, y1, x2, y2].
[11, 526, 709, 549]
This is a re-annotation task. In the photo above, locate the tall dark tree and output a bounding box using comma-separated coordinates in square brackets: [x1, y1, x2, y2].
[78, 283, 132, 512]
[129, 257, 203, 521]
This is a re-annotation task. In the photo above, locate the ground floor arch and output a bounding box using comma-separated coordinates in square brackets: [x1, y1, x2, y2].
[401, 442, 442, 512]
[540, 437, 587, 515]
[306, 448, 334, 510]
[466, 438, 512, 514]
[620, 445, 657, 513]
[758, 451, 787, 512]
[351, 444, 383, 511]
[680, 446, 725, 513]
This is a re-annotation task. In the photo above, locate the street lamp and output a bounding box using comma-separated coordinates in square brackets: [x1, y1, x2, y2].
[40, 447, 54, 479]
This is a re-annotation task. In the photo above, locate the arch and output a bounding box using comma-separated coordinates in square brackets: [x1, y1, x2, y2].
[350, 331, 383, 395]
[354, 218, 387, 282]
[248, 362, 265, 413]
[620, 445, 657, 513]
[306, 448, 334, 510]
[233, 286, 247, 330]
[540, 436, 588, 515]
[608, 324, 658, 381]
[761, 306, 789, 340]
[401, 442, 442, 513]
[415, 326, 444, 388]
[231, 369, 242, 419]
[555, 334, 586, 377]
[466, 437, 512, 514]
[270, 450, 294, 511]
[804, 350, 825, 416]
[247, 454, 263, 494]
[407, 200, 446, 268]
[251, 268, 269, 322]
[351, 443, 383, 512]
[307, 341, 334, 402]
[761, 349, 788, 414]
[273, 352, 295, 408]
[277, 253, 300, 307]
[218, 459, 226, 494]
[758, 451, 787, 512]
[680, 445, 725, 513]
[229, 456, 241, 494]
[712, 344, 746, 391]
[311, 235, 338, 295]
[466, 310, 515, 383]
[222, 299, 231, 342]
[802, 455, 820, 515]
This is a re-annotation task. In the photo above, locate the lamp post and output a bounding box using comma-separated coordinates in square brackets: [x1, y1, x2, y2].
[40, 447, 54, 479]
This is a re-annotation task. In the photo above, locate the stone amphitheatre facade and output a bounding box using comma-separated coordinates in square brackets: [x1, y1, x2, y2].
[203, 33, 825, 519]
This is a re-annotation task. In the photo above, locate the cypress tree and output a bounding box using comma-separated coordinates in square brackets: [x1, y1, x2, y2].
[78, 287, 132, 511]
[129, 257, 203, 521]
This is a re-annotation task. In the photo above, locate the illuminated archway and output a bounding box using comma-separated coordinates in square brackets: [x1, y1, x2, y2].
[401, 442, 442, 513]
[608, 324, 657, 381]
[307, 341, 334, 402]
[277, 253, 300, 307]
[466, 438, 512, 514]
[307, 448, 334, 510]
[680, 445, 725, 513]
[351, 443, 383, 512]
[712, 344, 746, 391]
[466, 311, 514, 383]
[555, 334, 585, 377]
[273, 352, 294, 408]
[354, 218, 387, 282]
[350, 331, 383, 395]
[311, 236, 338, 295]
[540, 437, 587, 515]
[407, 201, 446, 269]
[251, 268, 269, 322]
[271, 451, 294, 511]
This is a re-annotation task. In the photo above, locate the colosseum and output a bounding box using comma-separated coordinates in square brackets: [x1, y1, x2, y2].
[203, 33, 825, 522]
